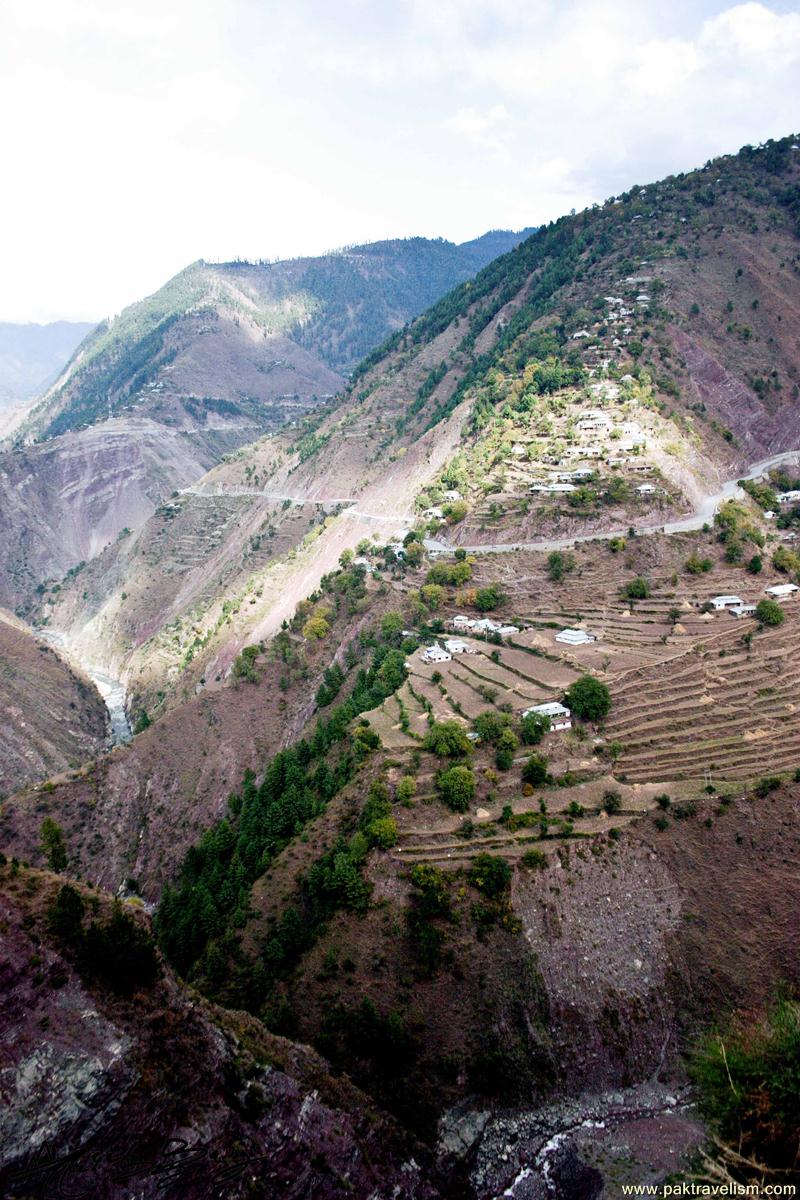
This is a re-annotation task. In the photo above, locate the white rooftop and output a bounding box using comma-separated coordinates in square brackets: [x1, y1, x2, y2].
[525, 701, 571, 719]
[556, 628, 596, 645]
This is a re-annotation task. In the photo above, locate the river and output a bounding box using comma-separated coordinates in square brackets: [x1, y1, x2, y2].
[36, 628, 132, 745]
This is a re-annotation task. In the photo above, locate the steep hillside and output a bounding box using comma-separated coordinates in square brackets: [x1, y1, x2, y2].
[0, 863, 439, 1199]
[0, 416, 264, 612]
[22, 231, 534, 443]
[39, 135, 800, 717]
[0, 610, 107, 799]
[0, 231, 532, 616]
[3, 138, 800, 1194]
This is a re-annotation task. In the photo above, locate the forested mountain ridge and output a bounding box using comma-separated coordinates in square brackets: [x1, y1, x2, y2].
[20, 230, 535, 442]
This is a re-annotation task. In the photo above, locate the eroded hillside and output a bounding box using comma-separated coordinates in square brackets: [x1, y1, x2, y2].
[0, 862, 439, 1200]
[0, 610, 106, 798]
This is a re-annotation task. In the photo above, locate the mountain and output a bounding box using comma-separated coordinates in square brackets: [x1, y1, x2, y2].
[3, 137, 800, 1194]
[22, 231, 536, 443]
[0, 863, 439, 1200]
[0, 320, 96, 440]
[34, 135, 800, 713]
[0, 231, 533, 615]
[0, 320, 95, 407]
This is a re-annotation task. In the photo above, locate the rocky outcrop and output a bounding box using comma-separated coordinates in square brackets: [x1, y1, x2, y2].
[0, 865, 440, 1200]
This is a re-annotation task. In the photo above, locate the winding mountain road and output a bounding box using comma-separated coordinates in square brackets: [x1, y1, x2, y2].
[455, 450, 800, 556]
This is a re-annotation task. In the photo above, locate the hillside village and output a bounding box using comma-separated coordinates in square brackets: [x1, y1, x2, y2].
[2, 136, 800, 1199]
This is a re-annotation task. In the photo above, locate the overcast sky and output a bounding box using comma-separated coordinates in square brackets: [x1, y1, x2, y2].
[3, 0, 799, 323]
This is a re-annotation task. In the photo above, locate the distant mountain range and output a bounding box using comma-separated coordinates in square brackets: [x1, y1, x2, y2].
[0, 320, 95, 408]
[22, 230, 536, 442]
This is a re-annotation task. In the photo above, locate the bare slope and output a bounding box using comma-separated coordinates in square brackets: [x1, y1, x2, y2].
[0, 610, 106, 797]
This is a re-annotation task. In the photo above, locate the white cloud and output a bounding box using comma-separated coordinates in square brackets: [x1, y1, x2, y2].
[442, 104, 510, 137]
[1, 0, 798, 322]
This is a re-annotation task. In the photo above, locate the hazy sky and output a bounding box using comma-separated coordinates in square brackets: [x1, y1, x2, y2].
[3, 0, 799, 322]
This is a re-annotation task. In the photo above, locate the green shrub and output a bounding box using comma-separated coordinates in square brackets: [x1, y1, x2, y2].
[473, 711, 511, 743]
[40, 817, 67, 872]
[521, 753, 548, 786]
[565, 674, 611, 721]
[232, 644, 260, 682]
[602, 790, 622, 814]
[48, 884, 85, 941]
[424, 720, 473, 757]
[474, 583, 506, 611]
[396, 776, 417, 803]
[624, 576, 650, 599]
[547, 550, 576, 582]
[756, 599, 785, 627]
[495, 728, 519, 771]
[685, 554, 713, 575]
[437, 765, 476, 811]
[521, 848, 547, 869]
[468, 853, 511, 898]
[689, 996, 800, 1171]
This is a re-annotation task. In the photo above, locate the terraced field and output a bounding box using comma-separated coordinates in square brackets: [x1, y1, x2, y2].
[364, 537, 800, 869]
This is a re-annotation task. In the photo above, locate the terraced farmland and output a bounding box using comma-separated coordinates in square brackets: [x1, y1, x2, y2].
[363, 534, 800, 871]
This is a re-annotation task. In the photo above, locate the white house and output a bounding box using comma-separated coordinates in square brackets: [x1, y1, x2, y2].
[522, 701, 572, 731]
[497, 625, 520, 637]
[636, 484, 656, 495]
[571, 329, 592, 340]
[578, 410, 613, 433]
[555, 628, 597, 645]
[472, 618, 502, 633]
[444, 639, 472, 655]
[352, 556, 375, 573]
[566, 444, 604, 459]
[529, 482, 576, 494]
[764, 510, 777, 520]
[710, 594, 744, 610]
[420, 645, 452, 664]
[452, 614, 475, 630]
[729, 604, 757, 618]
[777, 491, 800, 504]
[423, 506, 444, 520]
[443, 489, 462, 503]
[558, 468, 594, 481]
[765, 583, 800, 599]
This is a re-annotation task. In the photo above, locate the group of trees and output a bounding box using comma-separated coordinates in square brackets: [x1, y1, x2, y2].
[48, 885, 159, 996]
[156, 635, 408, 982]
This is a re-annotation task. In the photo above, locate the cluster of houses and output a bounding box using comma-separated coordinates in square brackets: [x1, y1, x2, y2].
[451, 615, 521, 636]
[418, 638, 478, 664]
[710, 584, 799, 618]
[416, 616, 524, 664]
